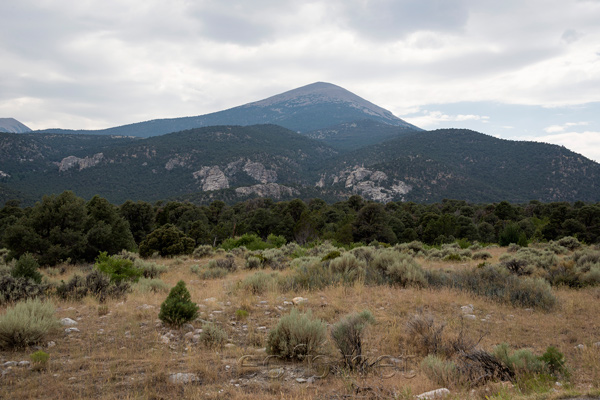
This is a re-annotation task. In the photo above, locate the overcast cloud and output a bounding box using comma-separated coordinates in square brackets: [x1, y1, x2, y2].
[1, 0, 599, 160]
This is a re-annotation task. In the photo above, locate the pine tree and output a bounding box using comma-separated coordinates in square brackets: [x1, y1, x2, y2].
[158, 281, 198, 327]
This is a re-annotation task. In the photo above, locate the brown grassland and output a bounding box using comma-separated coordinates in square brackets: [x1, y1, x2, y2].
[1, 246, 599, 400]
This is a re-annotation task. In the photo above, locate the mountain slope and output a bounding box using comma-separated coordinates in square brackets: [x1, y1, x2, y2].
[305, 119, 419, 151]
[318, 129, 600, 203]
[1, 125, 337, 205]
[36, 82, 420, 138]
[0, 118, 31, 133]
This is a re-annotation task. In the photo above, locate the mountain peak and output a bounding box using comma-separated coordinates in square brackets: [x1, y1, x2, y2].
[247, 82, 405, 124]
[0, 118, 31, 133]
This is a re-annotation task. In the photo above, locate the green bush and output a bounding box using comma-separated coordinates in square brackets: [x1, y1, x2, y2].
[266, 309, 326, 361]
[11, 253, 42, 284]
[266, 234, 287, 248]
[321, 250, 341, 262]
[493, 343, 545, 375]
[207, 256, 236, 271]
[30, 350, 50, 370]
[158, 281, 198, 327]
[221, 233, 272, 251]
[139, 224, 195, 257]
[199, 323, 228, 348]
[384, 253, 427, 287]
[557, 236, 581, 251]
[472, 251, 492, 260]
[0, 299, 59, 349]
[235, 309, 249, 320]
[331, 310, 375, 369]
[540, 346, 569, 378]
[95, 252, 142, 283]
[192, 266, 229, 279]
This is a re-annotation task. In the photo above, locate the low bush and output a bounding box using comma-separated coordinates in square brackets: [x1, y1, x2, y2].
[245, 256, 262, 270]
[557, 236, 581, 251]
[55, 270, 130, 301]
[133, 259, 168, 279]
[472, 251, 492, 261]
[240, 272, 278, 295]
[266, 309, 326, 361]
[0, 275, 48, 304]
[405, 313, 446, 356]
[95, 252, 142, 283]
[221, 234, 273, 251]
[384, 254, 427, 287]
[199, 323, 228, 348]
[158, 281, 198, 327]
[421, 355, 460, 387]
[139, 224, 195, 257]
[0, 299, 59, 349]
[30, 350, 50, 371]
[331, 310, 375, 369]
[11, 253, 42, 284]
[134, 277, 169, 293]
[192, 245, 214, 258]
[194, 265, 229, 279]
[493, 343, 545, 375]
[207, 256, 236, 271]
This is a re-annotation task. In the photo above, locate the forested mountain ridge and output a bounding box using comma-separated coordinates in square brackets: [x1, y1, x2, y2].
[1, 125, 599, 206]
[34, 82, 421, 139]
[318, 129, 600, 203]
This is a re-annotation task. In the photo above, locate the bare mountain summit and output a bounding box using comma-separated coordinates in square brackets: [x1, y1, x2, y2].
[37, 82, 420, 137]
[0, 118, 31, 133]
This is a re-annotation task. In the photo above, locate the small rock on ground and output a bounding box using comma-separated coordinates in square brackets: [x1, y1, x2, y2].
[416, 388, 450, 399]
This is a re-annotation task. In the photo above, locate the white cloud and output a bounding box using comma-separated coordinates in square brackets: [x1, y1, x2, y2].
[522, 131, 600, 162]
[405, 110, 489, 128]
[544, 121, 589, 133]
[0, 0, 599, 131]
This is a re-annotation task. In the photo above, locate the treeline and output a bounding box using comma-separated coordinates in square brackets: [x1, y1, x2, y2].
[1, 191, 599, 266]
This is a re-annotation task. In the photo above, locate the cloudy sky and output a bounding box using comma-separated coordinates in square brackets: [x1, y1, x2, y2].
[1, 0, 599, 160]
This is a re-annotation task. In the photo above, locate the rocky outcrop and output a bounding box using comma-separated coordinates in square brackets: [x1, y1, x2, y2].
[58, 153, 104, 172]
[0, 170, 10, 179]
[235, 183, 298, 199]
[165, 157, 186, 170]
[193, 167, 229, 191]
[318, 165, 412, 202]
[243, 161, 277, 183]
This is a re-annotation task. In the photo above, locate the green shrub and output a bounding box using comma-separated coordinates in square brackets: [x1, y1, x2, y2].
[222, 234, 272, 251]
[199, 323, 228, 348]
[139, 224, 195, 257]
[378, 252, 427, 287]
[329, 253, 366, 284]
[235, 309, 249, 320]
[158, 281, 198, 327]
[0, 299, 59, 349]
[266, 234, 287, 248]
[11, 253, 42, 284]
[540, 346, 569, 378]
[421, 355, 460, 387]
[493, 343, 545, 375]
[134, 277, 169, 293]
[192, 245, 215, 258]
[283, 260, 333, 291]
[266, 309, 326, 360]
[207, 256, 236, 271]
[331, 310, 375, 369]
[321, 250, 341, 262]
[0, 275, 48, 304]
[30, 350, 50, 370]
[95, 252, 142, 283]
[557, 236, 581, 251]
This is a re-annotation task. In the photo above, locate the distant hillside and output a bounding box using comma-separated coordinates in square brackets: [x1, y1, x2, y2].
[0, 118, 31, 133]
[1, 125, 338, 205]
[36, 82, 421, 138]
[318, 129, 600, 203]
[1, 126, 599, 206]
[305, 119, 419, 151]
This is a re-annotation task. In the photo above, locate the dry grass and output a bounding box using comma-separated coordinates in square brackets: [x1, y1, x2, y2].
[1, 248, 599, 399]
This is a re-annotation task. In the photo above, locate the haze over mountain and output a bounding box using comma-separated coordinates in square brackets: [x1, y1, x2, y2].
[36, 82, 420, 139]
[0, 118, 31, 133]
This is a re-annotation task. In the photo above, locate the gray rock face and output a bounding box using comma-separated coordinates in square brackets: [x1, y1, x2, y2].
[235, 183, 298, 199]
[319, 165, 412, 202]
[0, 170, 10, 179]
[165, 157, 186, 170]
[243, 161, 277, 183]
[193, 166, 230, 191]
[58, 153, 104, 172]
